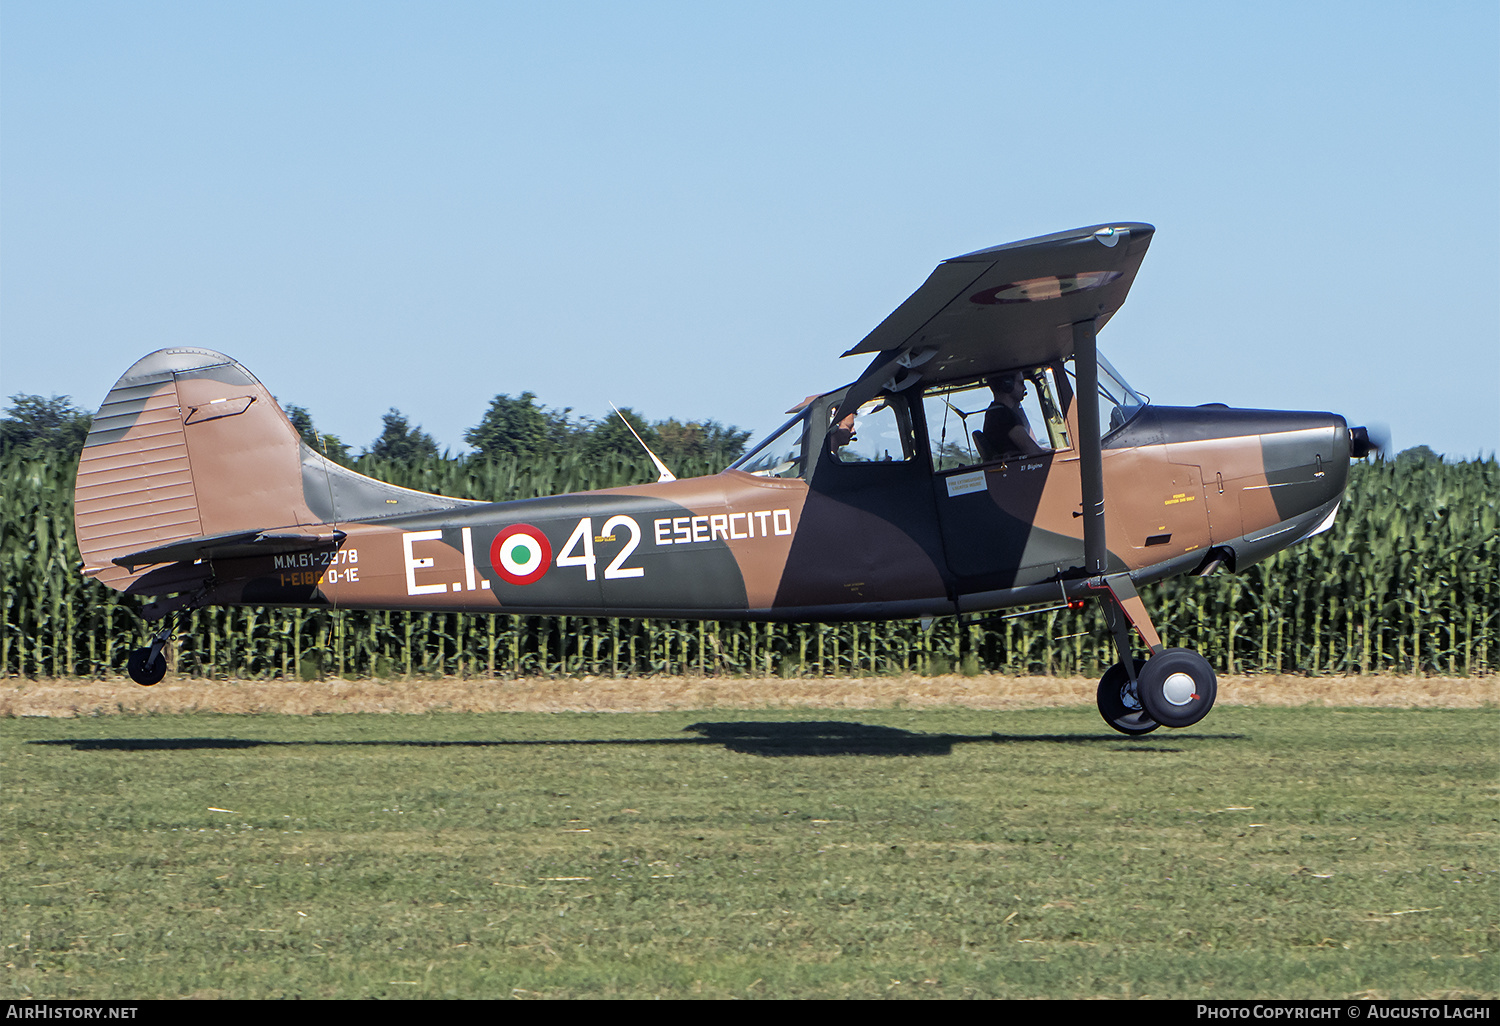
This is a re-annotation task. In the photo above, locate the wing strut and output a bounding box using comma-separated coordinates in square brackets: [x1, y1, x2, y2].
[1072, 319, 1108, 576]
[1074, 320, 1166, 673]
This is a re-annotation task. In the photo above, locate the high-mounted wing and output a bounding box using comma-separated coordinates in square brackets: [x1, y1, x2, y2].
[831, 223, 1154, 424]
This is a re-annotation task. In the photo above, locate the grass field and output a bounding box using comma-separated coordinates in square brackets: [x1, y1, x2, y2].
[3, 680, 1496, 999]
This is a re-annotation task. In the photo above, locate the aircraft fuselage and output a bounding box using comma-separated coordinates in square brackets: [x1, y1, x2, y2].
[126, 393, 1349, 624]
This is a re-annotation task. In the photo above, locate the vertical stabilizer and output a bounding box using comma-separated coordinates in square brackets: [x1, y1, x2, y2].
[75, 348, 483, 595]
[74, 349, 317, 591]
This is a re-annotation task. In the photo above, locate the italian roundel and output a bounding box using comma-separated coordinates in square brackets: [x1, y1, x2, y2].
[490, 523, 552, 585]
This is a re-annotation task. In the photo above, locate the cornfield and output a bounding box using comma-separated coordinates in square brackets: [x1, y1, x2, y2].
[3, 449, 1495, 679]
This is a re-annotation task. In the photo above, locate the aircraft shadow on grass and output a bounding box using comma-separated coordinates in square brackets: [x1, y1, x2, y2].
[29, 723, 1242, 757]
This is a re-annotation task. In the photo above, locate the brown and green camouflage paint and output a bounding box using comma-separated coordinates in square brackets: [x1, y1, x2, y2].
[73, 224, 1357, 638]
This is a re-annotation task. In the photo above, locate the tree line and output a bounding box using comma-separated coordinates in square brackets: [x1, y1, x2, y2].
[1, 391, 752, 474]
[284, 392, 750, 473]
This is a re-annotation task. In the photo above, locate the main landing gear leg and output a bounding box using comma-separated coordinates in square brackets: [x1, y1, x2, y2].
[1091, 574, 1217, 733]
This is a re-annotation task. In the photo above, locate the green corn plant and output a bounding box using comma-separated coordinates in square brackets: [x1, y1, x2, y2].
[5, 447, 1496, 680]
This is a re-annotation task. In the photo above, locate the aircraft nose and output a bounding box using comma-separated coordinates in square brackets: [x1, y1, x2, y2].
[1121, 405, 1356, 569]
[1259, 412, 1348, 505]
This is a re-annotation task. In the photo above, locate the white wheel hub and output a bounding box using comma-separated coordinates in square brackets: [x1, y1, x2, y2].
[1162, 672, 1198, 706]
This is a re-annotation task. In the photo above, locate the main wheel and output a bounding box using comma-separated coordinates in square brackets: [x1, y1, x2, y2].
[1096, 659, 1159, 735]
[126, 647, 166, 686]
[1136, 648, 1217, 728]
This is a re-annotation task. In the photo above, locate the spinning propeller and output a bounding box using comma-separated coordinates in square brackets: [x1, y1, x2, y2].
[1349, 422, 1391, 459]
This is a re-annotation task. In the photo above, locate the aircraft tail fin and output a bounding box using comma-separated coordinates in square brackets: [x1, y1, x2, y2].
[74, 348, 475, 593]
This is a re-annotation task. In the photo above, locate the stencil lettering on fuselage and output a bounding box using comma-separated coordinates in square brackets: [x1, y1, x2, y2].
[652, 509, 792, 545]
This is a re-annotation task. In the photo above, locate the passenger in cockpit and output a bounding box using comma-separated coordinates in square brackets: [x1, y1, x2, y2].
[828, 411, 857, 455]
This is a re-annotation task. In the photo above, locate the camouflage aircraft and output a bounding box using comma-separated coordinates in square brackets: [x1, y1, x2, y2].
[73, 222, 1375, 733]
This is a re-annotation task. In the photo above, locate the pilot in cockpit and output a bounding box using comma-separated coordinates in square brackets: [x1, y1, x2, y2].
[979, 373, 1048, 460]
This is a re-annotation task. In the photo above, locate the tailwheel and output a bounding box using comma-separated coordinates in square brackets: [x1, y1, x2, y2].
[126, 647, 167, 686]
[1096, 659, 1159, 735]
[126, 623, 173, 687]
[1136, 648, 1217, 728]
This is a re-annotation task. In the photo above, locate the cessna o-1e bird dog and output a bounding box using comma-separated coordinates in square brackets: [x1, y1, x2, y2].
[74, 223, 1376, 733]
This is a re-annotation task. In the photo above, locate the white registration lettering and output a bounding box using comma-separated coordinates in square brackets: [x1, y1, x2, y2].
[601, 515, 645, 579]
[461, 526, 478, 591]
[557, 518, 597, 580]
[403, 530, 447, 596]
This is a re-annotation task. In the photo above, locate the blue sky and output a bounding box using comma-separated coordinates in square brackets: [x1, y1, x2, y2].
[3, 1, 1496, 458]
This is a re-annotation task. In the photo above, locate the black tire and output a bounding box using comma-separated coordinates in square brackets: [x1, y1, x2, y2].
[1096, 659, 1159, 735]
[1136, 648, 1217, 728]
[127, 647, 166, 686]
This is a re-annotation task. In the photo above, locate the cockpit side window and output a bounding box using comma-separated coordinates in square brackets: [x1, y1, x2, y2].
[923, 365, 1070, 471]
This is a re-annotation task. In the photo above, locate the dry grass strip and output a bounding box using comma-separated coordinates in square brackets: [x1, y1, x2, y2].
[1, 673, 1493, 718]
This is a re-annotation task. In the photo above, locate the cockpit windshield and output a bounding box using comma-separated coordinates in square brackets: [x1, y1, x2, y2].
[1098, 353, 1145, 414]
[1067, 351, 1148, 438]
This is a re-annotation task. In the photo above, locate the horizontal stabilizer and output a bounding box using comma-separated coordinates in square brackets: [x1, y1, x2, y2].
[112, 527, 346, 572]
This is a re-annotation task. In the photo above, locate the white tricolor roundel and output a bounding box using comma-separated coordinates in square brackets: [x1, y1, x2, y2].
[490, 524, 552, 585]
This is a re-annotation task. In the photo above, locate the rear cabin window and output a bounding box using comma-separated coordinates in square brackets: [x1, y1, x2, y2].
[828, 397, 914, 464]
[731, 413, 808, 479]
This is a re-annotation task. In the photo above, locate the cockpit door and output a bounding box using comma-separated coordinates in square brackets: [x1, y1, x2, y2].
[767, 389, 950, 612]
[925, 365, 1084, 589]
